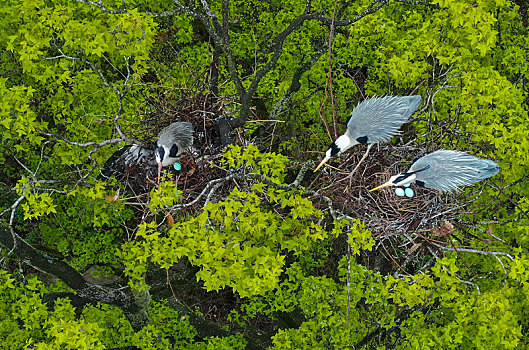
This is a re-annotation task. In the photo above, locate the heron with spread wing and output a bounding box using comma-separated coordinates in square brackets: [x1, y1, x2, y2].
[314, 95, 422, 172]
[370, 150, 500, 193]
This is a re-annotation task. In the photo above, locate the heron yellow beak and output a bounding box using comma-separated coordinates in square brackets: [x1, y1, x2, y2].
[370, 181, 394, 192]
[314, 157, 330, 172]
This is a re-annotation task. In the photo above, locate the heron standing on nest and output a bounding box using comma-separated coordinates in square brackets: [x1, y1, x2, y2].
[100, 121, 194, 183]
[370, 150, 500, 196]
[314, 95, 422, 173]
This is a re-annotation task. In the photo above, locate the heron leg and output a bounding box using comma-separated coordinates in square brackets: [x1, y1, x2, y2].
[345, 143, 374, 186]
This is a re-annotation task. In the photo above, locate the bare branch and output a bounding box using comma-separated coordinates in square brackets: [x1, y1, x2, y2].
[460, 278, 481, 295]
[430, 242, 514, 261]
[78, 0, 397, 131]
[170, 0, 245, 96]
[13, 156, 37, 181]
[43, 133, 125, 148]
[493, 254, 508, 289]
[309, 0, 390, 27]
[346, 243, 351, 329]
[166, 163, 359, 227]
[235, 0, 393, 127]
[235, 5, 319, 127]
[0, 196, 25, 266]
[199, 0, 217, 19]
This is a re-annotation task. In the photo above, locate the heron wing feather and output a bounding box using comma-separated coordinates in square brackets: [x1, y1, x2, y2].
[99, 144, 154, 179]
[346, 95, 421, 143]
[410, 150, 499, 191]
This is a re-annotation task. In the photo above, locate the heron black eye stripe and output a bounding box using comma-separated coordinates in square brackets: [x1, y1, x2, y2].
[169, 144, 179, 158]
[356, 136, 368, 144]
[394, 174, 411, 184]
[330, 142, 340, 157]
[157, 146, 165, 160]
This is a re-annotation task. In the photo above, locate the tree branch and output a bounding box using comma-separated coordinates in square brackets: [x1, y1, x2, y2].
[166, 163, 356, 225]
[394, 0, 440, 8]
[171, 0, 246, 96]
[430, 241, 514, 261]
[233, 0, 392, 128]
[77, 0, 395, 133]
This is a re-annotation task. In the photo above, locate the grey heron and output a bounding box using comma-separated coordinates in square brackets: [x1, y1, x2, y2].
[370, 150, 500, 193]
[100, 122, 194, 183]
[314, 95, 422, 173]
[154, 122, 194, 181]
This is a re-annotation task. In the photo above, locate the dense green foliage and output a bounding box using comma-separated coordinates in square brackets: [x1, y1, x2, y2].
[1, 0, 528, 348]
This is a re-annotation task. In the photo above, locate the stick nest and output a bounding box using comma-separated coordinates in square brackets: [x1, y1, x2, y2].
[308, 144, 476, 239]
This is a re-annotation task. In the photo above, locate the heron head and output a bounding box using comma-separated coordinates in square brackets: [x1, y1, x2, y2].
[155, 144, 164, 165]
[334, 134, 353, 155]
[323, 138, 345, 161]
[314, 146, 335, 172]
[370, 172, 416, 192]
[155, 144, 164, 183]
[329, 142, 340, 158]
[314, 135, 353, 172]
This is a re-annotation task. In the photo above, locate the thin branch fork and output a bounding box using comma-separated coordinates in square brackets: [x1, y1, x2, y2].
[168, 164, 310, 210]
[162, 0, 394, 128]
[75, 0, 396, 132]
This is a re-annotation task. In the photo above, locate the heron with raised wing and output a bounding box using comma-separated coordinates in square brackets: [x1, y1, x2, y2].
[314, 95, 422, 173]
[370, 150, 500, 196]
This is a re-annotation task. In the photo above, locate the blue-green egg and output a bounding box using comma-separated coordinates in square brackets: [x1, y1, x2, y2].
[405, 188, 414, 197]
[403, 183, 411, 188]
[395, 188, 405, 196]
[173, 162, 182, 171]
